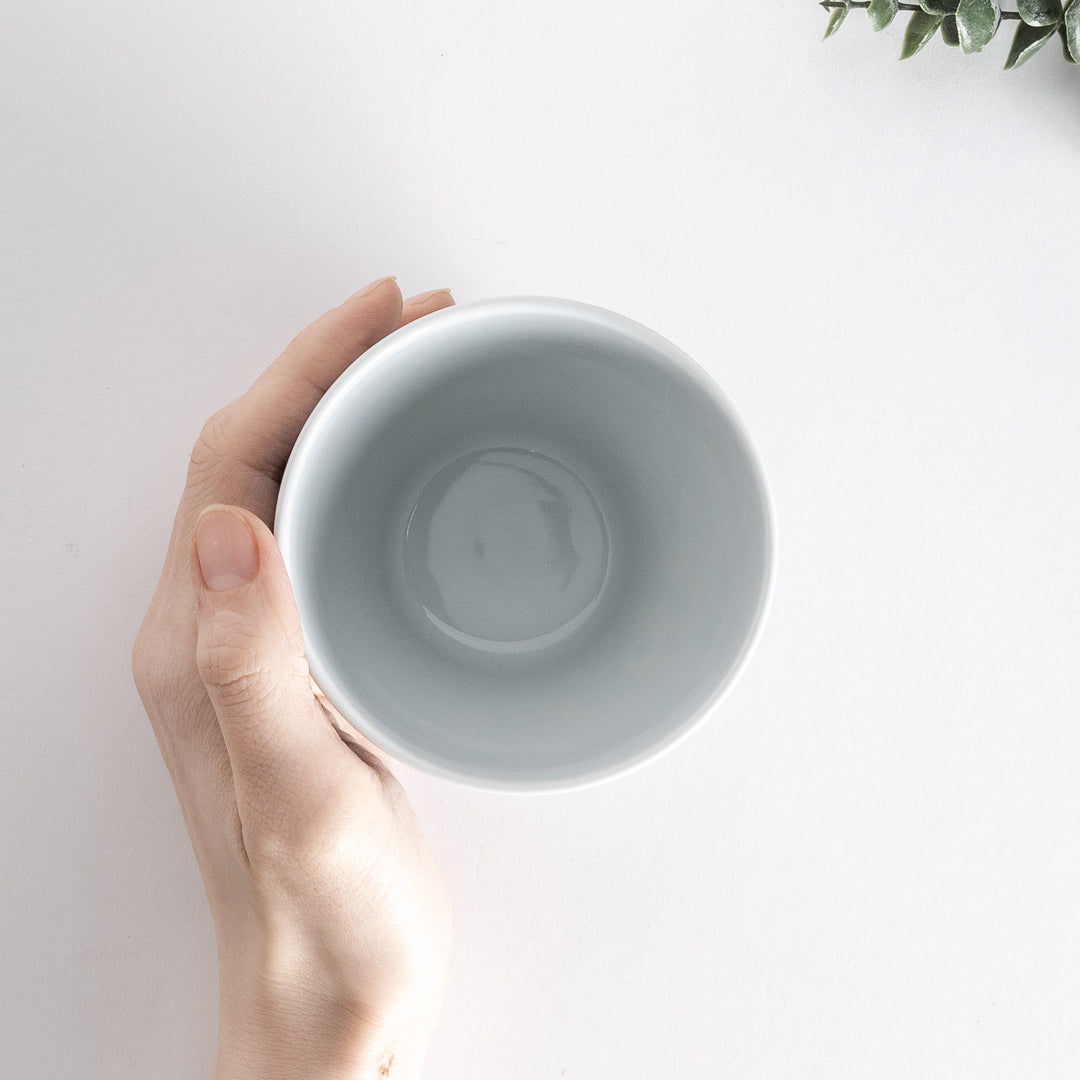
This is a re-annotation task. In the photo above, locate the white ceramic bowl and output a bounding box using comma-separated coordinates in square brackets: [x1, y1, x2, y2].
[276, 297, 773, 792]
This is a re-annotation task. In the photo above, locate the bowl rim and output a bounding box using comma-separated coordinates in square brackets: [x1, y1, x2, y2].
[276, 295, 775, 794]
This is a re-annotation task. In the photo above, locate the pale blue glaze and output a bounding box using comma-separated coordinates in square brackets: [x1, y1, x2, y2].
[276, 297, 773, 792]
[403, 448, 610, 653]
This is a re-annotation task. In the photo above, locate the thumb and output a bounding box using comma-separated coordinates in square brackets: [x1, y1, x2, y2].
[191, 504, 335, 809]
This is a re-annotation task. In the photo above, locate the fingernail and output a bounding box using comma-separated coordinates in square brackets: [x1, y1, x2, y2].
[346, 276, 397, 302]
[409, 288, 453, 304]
[195, 507, 259, 591]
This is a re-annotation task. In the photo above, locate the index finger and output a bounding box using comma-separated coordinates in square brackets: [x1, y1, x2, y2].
[149, 281, 454, 624]
[184, 280, 456, 525]
[190, 277, 405, 512]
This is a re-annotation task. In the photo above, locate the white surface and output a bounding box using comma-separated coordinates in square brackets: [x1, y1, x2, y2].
[3, 2, 1079, 1077]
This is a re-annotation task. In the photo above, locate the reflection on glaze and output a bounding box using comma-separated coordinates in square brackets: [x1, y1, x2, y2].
[403, 448, 609, 652]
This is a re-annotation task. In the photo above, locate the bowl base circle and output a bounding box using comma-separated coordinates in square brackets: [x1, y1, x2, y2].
[402, 447, 610, 654]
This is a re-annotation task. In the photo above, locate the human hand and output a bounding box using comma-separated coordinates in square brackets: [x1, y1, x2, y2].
[132, 278, 455, 1080]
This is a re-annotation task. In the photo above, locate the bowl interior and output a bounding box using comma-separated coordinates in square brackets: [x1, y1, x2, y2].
[277, 299, 771, 790]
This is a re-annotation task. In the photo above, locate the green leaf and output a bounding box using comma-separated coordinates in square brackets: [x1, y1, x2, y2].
[1064, 0, 1080, 59]
[868, 0, 900, 30]
[919, 0, 948, 12]
[1017, 0, 1062, 26]
[1059, 21, 1079, 59]
[1004, 19, 1058, 65]
[956, 0, 1001, 52]
[823, 3, 850, 39]
[902, 10, 945, 56]
[942, 13, 961, 43]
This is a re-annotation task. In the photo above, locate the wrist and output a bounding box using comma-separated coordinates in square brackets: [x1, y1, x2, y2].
[214, 963, 443, 1080]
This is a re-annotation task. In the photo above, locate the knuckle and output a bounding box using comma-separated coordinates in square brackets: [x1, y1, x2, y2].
[194, 616, 291, 728]
[131, 618, 207, 744]
[130, 625, 155, 697]
[196, 638, 271, 708]
[188, 407, 235, 477]
[131, 617, 173, 705]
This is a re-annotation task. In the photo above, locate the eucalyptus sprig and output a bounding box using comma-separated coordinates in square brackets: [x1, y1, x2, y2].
[821, 0, 1080, 68]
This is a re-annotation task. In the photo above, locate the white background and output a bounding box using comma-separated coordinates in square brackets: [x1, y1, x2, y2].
[3, 2, 1080, 1077]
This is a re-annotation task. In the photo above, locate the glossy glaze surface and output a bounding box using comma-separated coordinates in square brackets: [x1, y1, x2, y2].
[276, 297, 772, 790]
[403, 448, 610, 653]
